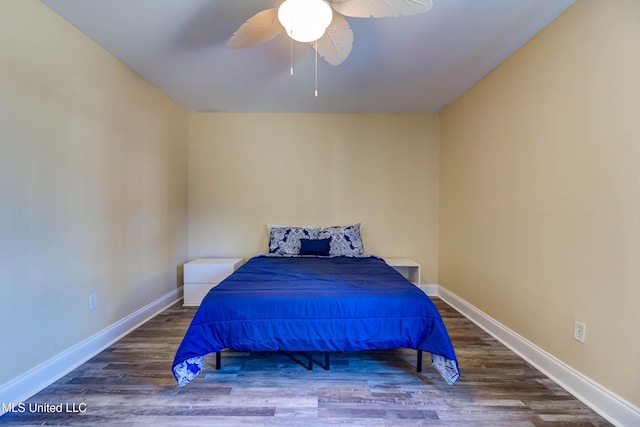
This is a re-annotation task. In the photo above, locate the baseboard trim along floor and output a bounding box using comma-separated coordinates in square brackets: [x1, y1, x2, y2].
[437, 285, 639, 427]
[2, 284, 637, 425]
[0, 287, 183, 415]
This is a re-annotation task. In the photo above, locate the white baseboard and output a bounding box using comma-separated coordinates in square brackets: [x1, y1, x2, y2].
[437, 285, 640, 427]
[3, 284, 637, 426]
[0, 287, 183, 415]
[419, 283, 439, 296]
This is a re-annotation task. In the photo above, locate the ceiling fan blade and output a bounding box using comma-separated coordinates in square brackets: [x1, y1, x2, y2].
[227, 8, 284, 49]
[314, 13, 353, 66]
[328, 0, 432, 18]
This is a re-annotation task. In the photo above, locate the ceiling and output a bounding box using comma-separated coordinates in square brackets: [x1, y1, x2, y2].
[43, 0, 575, 113]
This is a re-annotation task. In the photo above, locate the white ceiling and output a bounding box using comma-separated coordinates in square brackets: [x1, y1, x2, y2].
[43, 0, 575, 113]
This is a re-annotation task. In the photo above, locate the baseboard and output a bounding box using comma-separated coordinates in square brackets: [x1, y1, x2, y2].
[437, 286, 640, 427]
[420, 283, 439, 296]
[0, 287, 184, 415]
[3, 285, 637, 425]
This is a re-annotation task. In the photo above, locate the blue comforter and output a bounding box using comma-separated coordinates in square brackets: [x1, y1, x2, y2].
[172, 256, 459, 385]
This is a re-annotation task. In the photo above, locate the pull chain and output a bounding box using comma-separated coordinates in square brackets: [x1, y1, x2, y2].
[288, 37, 320, 97]
[290, 34, 294, 76]
[315, 40, 318, 97]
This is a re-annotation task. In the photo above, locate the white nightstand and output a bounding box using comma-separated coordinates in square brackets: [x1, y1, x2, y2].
[183, 258, 243, 306]
[384, 258, 421, 285]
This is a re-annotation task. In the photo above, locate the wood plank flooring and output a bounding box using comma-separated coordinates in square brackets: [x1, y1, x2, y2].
[0, 298, 612, 426]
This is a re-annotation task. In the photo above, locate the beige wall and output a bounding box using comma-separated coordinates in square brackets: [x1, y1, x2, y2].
[440, 0, 640, 406]
[189, 113, 440, 283]
[0, 0, 188, 385]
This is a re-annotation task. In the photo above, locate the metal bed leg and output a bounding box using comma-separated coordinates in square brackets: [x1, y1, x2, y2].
[215, 351, 221, 370]
[303, 352, 330, 370]
[306, 352, 313, 370]
[417, 350, 423, 372]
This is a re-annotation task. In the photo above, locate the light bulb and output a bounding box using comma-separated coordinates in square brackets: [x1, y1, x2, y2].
[278, 0, 333, 43]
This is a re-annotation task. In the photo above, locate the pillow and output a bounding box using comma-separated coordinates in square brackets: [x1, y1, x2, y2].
[299, 237, 332, 256]
[317, 223, 364, 256]
[269, 226, 319, 256]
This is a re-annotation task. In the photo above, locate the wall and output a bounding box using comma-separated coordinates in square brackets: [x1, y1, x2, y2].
[440, 0, 639, 406]
[189, 113, 439, 283]
[0, 0, 188, 386]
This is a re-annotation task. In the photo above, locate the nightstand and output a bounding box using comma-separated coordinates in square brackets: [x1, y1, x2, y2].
[183, 258, 243, 306]
[384, 258, 421, 285]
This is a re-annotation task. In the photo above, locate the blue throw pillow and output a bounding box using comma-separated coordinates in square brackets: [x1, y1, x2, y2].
[299, 237, 332, 256]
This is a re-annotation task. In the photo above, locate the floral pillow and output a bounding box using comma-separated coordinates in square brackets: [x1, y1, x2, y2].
[317, 223, 364, 256]
[269, 226, 319, 256]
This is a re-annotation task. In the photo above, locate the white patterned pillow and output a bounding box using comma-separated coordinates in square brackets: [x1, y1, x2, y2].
[317, 223, 364, 256]
[269, 226, 319, 256]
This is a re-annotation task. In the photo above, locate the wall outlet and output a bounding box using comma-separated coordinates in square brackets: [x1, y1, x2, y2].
[89, 293, 97, 311]
[574, 320, 586, 343]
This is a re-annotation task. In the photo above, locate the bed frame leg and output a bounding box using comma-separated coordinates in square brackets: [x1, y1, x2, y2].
[306, 352, 313, 370]
[417, 350, 423, 372]
[215, 351, 221, 370]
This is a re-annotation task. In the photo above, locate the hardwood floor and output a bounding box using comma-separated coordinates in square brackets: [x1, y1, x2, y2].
[0, 299, 612, 426]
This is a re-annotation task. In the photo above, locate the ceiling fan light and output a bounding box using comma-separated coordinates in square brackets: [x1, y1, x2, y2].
[278, 0, 333, 43]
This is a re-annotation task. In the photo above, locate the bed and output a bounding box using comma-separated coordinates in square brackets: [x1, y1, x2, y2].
[172, 253, 460, 387]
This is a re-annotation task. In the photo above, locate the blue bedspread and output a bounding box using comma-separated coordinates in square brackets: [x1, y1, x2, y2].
[172, 256, 459, 385]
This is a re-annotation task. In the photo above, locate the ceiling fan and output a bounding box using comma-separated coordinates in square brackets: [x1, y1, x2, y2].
[227, 0, 434, 66]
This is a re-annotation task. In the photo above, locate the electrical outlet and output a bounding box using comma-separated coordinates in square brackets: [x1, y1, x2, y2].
[574, 320, 586, 343]
[89, 293, 97, 311]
